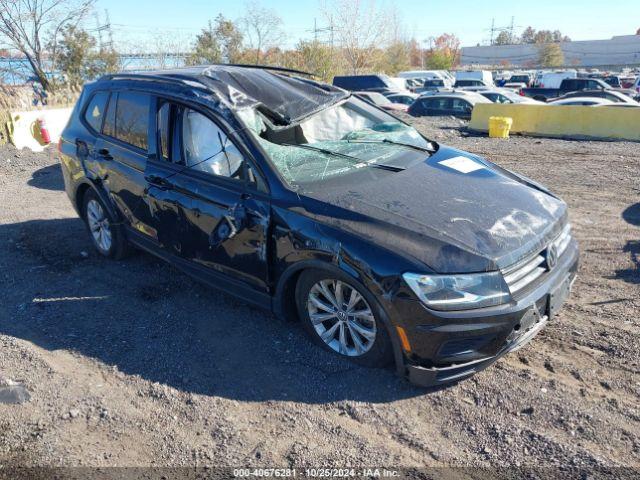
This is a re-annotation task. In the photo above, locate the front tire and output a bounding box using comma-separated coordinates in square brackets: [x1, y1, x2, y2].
[295, 269, 393, 367]
[82, 189, 130, 259]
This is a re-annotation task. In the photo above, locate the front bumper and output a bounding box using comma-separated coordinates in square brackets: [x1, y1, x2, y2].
[393, 239, 579, 387]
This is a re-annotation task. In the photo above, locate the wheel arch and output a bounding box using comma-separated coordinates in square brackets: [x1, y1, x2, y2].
[75, 180, 122, 222]
[273, 259, 406, 376]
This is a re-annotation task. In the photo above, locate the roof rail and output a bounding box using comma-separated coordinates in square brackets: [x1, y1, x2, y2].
[205, 63, 315, 77]
[97, 72, 210, 89]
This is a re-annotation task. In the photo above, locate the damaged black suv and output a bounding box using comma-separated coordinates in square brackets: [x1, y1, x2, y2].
[59, 65, 579, 387]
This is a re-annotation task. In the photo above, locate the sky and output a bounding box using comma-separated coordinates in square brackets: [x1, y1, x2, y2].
[94, 0, 638, 51]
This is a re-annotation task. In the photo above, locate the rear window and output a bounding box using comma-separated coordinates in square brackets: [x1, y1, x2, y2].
[102, 92, 150, 150]
[83, 92, 109, 132]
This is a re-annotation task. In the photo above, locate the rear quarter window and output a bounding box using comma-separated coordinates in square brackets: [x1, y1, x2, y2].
[83, 92, 109, 132]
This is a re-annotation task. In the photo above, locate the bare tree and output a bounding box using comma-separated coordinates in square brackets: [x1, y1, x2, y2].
[321, 0, 389, 74]
[239, 1, 283, 64]
[0, 0, 94, 91]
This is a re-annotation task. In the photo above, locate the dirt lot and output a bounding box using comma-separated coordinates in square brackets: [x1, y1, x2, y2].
[0, 116, 638, 478]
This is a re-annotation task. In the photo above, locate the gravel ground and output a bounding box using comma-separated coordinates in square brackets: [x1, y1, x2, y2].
[0, 116, 638, 479]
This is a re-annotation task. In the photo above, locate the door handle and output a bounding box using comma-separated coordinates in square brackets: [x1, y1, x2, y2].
[145, 175, 173, 190]
[97, 148, 113, 161]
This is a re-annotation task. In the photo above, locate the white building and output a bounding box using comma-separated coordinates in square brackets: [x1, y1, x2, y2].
[461, 35, 640, 68]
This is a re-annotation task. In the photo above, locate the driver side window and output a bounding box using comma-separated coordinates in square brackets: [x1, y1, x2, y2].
[181, 108, 244, 181]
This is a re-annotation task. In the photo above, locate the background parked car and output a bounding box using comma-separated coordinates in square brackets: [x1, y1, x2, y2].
[549, 97, 617, 106]
[521, 78, 634, 102]
[508, 74, 532, 87]
[408, 92, 491, 118]
[415, 79, 448, 94]
[454, 79, 490, 88]
[455, 70, 494, 86]
[553, 89, 640, 105]
[480, 89, 543, 104]
[332, 74, 399, 94]
[355, 91, 409, 112]
[385, 92, 418, 106]
[502, 82, 527, 91]
[535, 71, 577, 88]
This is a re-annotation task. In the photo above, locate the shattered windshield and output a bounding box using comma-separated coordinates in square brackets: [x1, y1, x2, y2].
[237, 97, 433, 187]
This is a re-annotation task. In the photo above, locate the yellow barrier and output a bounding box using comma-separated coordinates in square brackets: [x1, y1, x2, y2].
[470, 103, 640, 142]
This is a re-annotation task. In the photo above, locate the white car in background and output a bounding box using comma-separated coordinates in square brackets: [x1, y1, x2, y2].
[502, 82, 527, 91]
[549, 97, 616, 106]
[479, 89, 544, 104]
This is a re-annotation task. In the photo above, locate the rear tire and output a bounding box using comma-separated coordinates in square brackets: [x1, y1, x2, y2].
[295, 269, 394, 368]
[82, 189, 130, 260]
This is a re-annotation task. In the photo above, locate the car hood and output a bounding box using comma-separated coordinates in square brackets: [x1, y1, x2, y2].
[299, 146, 567, 273]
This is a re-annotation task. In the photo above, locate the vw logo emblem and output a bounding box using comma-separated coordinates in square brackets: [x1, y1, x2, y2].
[546, 244, 558, 270]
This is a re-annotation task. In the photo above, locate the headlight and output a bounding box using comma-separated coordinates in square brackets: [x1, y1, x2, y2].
[402, 272, 511, 311]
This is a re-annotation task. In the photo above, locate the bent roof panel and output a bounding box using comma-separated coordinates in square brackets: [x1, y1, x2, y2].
[129, 65, 349, 125]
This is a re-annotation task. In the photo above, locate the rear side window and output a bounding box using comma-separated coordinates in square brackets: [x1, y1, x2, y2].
[83, 92, 109, 132]
[114, 92, 150, 150]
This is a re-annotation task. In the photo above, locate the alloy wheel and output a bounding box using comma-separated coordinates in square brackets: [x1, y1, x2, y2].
[307, 279, 377, 357]
[86, 199, 112, 253]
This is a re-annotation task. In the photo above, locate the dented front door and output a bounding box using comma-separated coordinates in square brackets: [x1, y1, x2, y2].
[145, 100, 270, 294]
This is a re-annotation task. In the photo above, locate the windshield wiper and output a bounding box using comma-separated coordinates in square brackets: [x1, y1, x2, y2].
[279, 142, 405, 171]
[346, 138, 435, 153]
[280, 142, 361, 162]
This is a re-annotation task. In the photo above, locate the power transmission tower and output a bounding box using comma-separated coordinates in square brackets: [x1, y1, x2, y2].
[308, 18, 335, 45]
[487, 17, 520, 45]
[92, 10, 113, 50]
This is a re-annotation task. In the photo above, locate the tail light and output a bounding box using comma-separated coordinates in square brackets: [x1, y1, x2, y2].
[519, 89, 525, 96]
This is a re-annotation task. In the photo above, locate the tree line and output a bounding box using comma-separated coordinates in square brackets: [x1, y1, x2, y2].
[0, 0, 576, 93]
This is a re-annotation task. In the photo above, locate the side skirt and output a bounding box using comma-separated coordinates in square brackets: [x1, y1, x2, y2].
[125, 227, 273, 311]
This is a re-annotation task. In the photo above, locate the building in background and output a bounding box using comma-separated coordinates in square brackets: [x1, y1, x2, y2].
[461, 35, 640, 68]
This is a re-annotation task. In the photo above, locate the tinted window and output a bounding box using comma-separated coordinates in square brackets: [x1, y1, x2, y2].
[84, 92, 109, 132]
[114, 92, 149, 150]
[451, 98, 472, 112]
[427, 98, 450, 110]
[182, 109, 243, 180]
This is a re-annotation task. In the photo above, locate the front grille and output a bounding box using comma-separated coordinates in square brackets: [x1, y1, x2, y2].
[502, 224, 572, 295]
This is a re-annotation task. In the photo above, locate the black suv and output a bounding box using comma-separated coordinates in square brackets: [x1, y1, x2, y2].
[59, 65, 579, 387]
[332, 74, 398, 94]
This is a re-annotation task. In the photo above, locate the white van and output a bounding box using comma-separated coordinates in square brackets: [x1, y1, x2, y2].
[455, 70, 494, 86]
[536, 71, 577, 89]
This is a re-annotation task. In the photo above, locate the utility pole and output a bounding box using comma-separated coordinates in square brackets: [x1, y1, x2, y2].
[105, 10, 113, 48]
[509, 16, 515, 43]
[490, 18, 495, 45]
